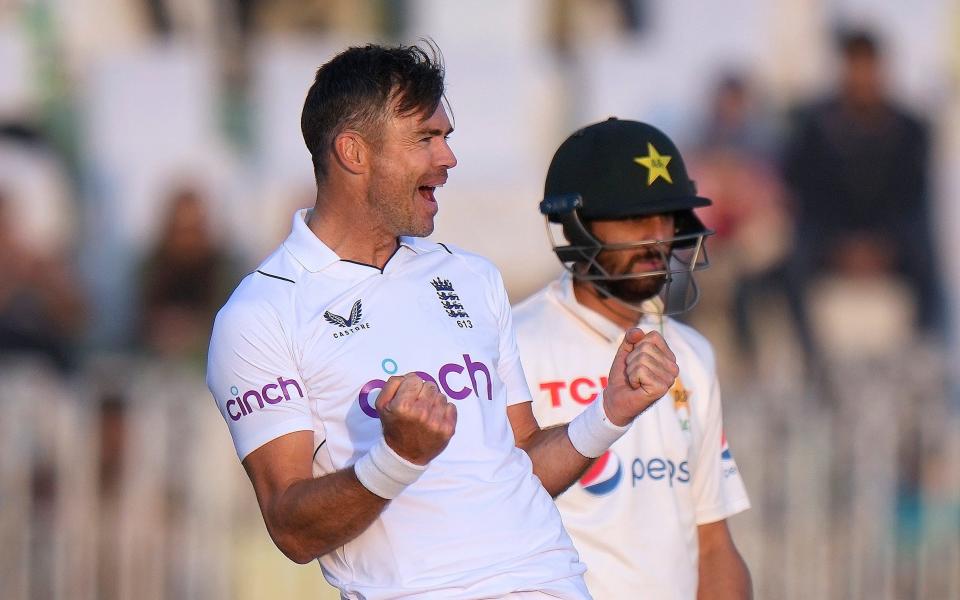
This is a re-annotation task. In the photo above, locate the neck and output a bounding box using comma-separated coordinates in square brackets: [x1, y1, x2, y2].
[841, 93, 886, 119]
[307, 183, 398, 269]
[572, 279, 644, 330]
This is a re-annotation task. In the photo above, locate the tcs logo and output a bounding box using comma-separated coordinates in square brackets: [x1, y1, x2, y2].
[358, 354, 493, 418]
[540, 376, 608, 407]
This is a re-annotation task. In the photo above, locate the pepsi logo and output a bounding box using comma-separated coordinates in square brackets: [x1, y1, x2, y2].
[720, 432, 740, 478]
[579, 450, 623, 495]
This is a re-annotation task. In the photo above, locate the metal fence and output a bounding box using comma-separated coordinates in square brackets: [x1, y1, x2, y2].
[724, 355, 960, 600]
[1, 348, 957, 600]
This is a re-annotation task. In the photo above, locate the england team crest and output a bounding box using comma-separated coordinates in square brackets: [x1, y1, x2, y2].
[430, 277, 470, 319]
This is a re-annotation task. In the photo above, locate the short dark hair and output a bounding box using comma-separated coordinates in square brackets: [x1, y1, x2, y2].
[301, 42, 446, 186]
[838, 29, 881, 60]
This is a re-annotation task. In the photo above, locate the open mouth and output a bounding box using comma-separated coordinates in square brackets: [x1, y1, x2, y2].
[418, 179, 445, 204]
[418, 186, 437, 203]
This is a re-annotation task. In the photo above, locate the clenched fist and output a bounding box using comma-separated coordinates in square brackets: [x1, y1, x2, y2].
[603, 328, 679, 426]
[375, 373, 458, 465]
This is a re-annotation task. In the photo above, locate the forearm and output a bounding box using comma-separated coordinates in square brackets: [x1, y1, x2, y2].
[263, 466, 389, 563]
[511, 396, 630, 497]
[697, 541, 752, 600]
[518, 424, 593, 497]
[245, 376, 452, 564]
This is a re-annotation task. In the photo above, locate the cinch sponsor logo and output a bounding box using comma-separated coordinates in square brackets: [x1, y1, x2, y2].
[631, 457, 690, 488]
[539, 376, 608, 407]
[226, 377, 304, 421]
[358, 354, 493, 418]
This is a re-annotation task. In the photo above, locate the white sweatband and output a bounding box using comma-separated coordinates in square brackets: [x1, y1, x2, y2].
[353, 437, 427, 499]
[567, 393, 631, 458]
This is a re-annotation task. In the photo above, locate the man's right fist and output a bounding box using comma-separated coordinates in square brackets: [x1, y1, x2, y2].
[603, 328, 679, 426]
[375, 373, 458, 465]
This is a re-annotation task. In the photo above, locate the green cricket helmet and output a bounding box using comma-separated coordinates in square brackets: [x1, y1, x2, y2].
[539, 117, 713, 315]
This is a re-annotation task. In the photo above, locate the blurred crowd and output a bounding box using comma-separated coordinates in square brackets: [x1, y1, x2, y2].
[1, 2, 959, 599]
[0, 2, 953, 383]
[687, 31, 946, 394]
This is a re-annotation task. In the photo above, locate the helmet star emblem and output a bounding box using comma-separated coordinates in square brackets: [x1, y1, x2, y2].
[634, 143, 673, 185]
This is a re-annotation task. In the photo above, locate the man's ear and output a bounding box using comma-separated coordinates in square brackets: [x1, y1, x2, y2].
[332, 131, 369, 175]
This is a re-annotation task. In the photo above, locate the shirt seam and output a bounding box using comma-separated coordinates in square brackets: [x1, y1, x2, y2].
[237, 420, 313, 461]
[694, 497, 750, 525]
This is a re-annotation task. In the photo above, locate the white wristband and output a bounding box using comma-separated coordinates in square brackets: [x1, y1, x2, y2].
[354, 437, 427, 500]
[567, 393, 631, 458]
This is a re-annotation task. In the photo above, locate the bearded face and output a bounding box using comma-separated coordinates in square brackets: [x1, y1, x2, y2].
[588, 244, 670, 302]
[580, 215, 676, 303]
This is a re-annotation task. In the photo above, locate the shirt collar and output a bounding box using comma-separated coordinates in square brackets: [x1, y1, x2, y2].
[549, 272, 665, 343]
[282, 208, 340, 272]
[397, 235, 431, 254]
[282, 208, 433, 273]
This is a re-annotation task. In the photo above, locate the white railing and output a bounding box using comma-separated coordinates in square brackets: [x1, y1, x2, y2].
[1, 354, 957, 600]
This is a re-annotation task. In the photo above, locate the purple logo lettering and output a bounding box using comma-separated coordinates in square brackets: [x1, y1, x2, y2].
[358, 379, 387, 418]
[356, 354, 493, 419]
[226, 376, 305, 421]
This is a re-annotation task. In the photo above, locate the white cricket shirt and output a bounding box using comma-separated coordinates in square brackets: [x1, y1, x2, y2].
[207, 210, 589, 600]
[513, 274, 750, 600]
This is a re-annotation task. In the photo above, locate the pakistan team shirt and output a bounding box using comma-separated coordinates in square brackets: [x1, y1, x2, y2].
[206, 210, 588, 599]
[513, 274, 750, 600]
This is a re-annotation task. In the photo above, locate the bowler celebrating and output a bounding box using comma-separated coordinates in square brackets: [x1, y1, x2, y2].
[206, 44, 679, 599]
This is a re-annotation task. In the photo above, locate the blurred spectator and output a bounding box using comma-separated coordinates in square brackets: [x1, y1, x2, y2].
[549, 0, 650, 55]
[0, 187, 86, 372]
[698, 73, 777, 160]
[137, 186, 236, 361]
[781, 30, 945, 359]
[690, 74, 793, 368]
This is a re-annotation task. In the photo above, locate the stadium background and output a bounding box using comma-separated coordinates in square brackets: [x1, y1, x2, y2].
[1, 1, 959, 598]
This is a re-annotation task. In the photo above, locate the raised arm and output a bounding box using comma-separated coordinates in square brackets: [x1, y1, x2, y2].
[241, 374, 456, 563]
[509, 328, 679, 496]
[242, 430, 386, 563]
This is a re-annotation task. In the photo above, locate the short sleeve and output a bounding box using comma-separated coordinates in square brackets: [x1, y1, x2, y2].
[206, 297, 312, 461]
[691, 371, 750, 524]
[488, 267, 533, 407]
